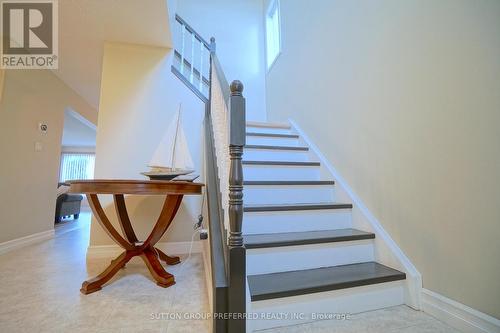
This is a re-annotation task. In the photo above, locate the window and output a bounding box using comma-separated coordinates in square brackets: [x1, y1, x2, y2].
[59, 153, 95, 182]
[266, 0, 281, 69]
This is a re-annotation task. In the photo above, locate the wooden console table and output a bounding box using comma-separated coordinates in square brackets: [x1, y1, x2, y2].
[68, 179, 203, 295]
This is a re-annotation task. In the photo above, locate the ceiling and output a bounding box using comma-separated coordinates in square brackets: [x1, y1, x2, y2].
[53, 0, 173, 109]
[62, 108, 97, 147]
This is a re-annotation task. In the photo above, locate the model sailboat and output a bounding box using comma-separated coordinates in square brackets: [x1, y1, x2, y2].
[142, 105, 194, 180]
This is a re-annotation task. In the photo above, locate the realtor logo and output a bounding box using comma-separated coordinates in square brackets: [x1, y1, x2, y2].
[1, 0, 58, 69]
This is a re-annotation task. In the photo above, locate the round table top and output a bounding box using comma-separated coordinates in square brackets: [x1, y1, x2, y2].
[67, 179, 204, 195]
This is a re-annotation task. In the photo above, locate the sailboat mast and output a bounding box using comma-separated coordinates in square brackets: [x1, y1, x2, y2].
[171, 104, 182, 169]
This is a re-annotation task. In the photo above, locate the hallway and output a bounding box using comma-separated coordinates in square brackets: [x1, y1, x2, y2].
[0, 212, 210, 332]
[0, 213, 459, 332]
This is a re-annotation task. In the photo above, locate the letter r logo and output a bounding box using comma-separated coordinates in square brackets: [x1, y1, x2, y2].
[2, 1, 53, 54]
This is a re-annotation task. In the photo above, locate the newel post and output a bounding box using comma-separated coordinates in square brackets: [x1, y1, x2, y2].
[210, 37, 216, 54]
[228, 80, 245, 248]
[228, 80, 246, 332]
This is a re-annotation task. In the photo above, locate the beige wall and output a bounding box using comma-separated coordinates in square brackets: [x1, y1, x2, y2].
[0, 69, 97, 243]
[266, 0, 500, 318]
[0, 69, 4, 102]
[90, 42, 205, 247]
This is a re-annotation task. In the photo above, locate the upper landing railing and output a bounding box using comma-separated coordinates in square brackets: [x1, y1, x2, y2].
[171, 14, 246, 333]
[172, 14, 211, 101]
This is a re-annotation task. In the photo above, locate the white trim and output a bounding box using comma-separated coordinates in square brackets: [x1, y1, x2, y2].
[265, 0, 282, 72]
[422, 289, 500, 333]
[86, 241, 202, 259]
[61, 146, 96, 153]
[267, 50, 281, 74]
[289, 118, 423, 309]
[65, 107, 97, 131]
[0, 229, 55, 255]
[246, 121, 290, 129]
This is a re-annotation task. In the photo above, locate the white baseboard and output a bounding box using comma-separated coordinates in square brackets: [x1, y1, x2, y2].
[422, 289, 500, 333]
[0, 229, 55, 255]
[86, 240, 203, 259]
[289, 118, 422, 310]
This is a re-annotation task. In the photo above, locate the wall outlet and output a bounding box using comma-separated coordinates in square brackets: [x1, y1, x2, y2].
[34, 142, 43, 152]
[199, 229, 208, 240]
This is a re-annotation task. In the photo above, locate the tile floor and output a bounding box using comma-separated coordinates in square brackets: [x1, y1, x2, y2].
[260, 306, 460, 333]
[0, 212, 460, 332]
[0, 212, 210, 333]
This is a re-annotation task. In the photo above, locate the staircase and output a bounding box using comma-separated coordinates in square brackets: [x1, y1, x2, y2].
[243, 121, 407, 331]
[171, 14, 413, 333]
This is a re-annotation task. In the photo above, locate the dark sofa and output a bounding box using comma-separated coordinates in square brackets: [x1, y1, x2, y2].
[55, 183, 83, 222]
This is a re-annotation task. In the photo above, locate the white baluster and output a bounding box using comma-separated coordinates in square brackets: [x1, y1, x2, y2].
[190, 33, 195, 84]
[199, 44, 204, 91]
[180, 23, 186, 74]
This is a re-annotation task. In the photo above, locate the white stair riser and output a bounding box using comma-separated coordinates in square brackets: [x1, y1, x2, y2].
[247, 240, 374, 275]
[244, 149, 310, 162]
[246, 126, 292, 135]
[244, 165, 320, 181]
[246, 136, 300, 146]
[243, 209, 352, 234]
[245, 186, 335, 205]
[249, 281, 405, 331]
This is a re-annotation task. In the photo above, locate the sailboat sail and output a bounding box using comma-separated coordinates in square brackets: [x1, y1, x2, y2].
[148, 106, 194, 171]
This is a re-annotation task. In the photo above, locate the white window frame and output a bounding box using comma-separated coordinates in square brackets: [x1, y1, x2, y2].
[266, 0, 281, 71]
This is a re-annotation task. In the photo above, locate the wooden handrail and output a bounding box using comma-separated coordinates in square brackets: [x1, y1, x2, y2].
[171, 15, 247, 332]
[209, 37, 247, 333]
[204, 102, 230, 332]
[210, 37, 230, 105]
[175, 14, 211, 49]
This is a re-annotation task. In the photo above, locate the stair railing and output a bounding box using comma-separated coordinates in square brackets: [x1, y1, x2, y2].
[171, 14, 246, 333]
[209, 37, 247, 333]
[172, 14, 211, 101]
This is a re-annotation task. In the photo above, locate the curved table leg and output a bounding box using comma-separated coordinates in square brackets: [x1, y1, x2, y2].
[140, 194, 184, 268]
[82, 194, 184, 294]
[140, 248, 175, 288]
[141, 195, 184, 248]
[87, 194, 134, 251]
[81, 251, 133, 294]
[155, 248, 181, 265]
[113, 194, 139, 243]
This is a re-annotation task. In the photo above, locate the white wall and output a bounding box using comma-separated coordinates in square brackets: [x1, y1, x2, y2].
[175, 0, 267, 121]
[265, 0, 500, 319]
[62, 110, 97, 147]
[90, 42, 206, 247]
[0, 69, 97, 243]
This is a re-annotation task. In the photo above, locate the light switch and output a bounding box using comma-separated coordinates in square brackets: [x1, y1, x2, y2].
[34, 142, 43, 152]
[38, 122, 48, 134]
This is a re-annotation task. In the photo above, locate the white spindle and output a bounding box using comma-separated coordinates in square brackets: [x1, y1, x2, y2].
[190, 33, 195, 84]
[199, 43, 204, 91]
[180, 23, 186, 74]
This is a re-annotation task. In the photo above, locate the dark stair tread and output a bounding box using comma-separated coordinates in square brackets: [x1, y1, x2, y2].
[245, 145, 309, 151]
[244, 202, 353, 212]
[246, 132, 299, 138]
[248, 262, 406, 301]
[242, 161, 320, 166]
[244, 180, 335, 186]
[245, 229, 375, 249]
